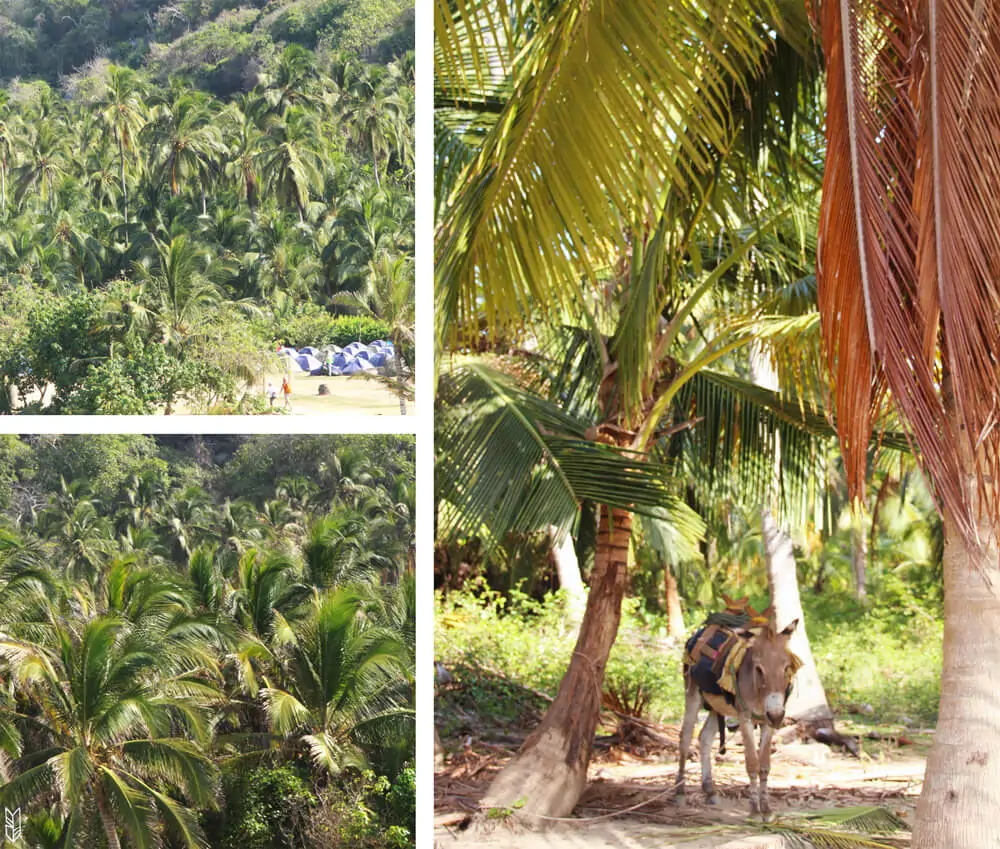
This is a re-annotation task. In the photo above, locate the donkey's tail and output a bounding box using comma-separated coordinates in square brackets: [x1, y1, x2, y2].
[717, 713, 726, 755]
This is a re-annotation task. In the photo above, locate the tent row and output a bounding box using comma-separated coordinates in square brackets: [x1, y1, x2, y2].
[278, 341, 396, 376]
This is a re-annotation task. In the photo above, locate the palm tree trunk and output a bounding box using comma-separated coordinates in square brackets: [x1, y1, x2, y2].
[665, 569, 685, 638]
[390, 340, 407, 416]
[1, 162, 6, 212]
[118, 133, 128, 224]
[911, 510, 1000, 849]
[762, 509, 833, 727]
[851, 519, 867, 600]
[95, 785, 123, 849]
[549, 524, 584, 628]
[478, 507, 631, 821]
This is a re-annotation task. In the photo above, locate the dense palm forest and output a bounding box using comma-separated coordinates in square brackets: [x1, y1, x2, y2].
[0, 434, 416, 848]
[0, 0, 414, 414]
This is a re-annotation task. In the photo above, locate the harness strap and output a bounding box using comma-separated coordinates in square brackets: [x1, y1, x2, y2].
[688, 625, 720, 664]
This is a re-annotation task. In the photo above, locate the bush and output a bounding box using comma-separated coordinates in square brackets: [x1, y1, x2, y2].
[436, 584, 944, 733]
[305, 769, 414, 849]
[273, 306, 392, 349]
[209, 764, 316, 849]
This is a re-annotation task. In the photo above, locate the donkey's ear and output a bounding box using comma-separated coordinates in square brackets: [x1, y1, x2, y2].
[781, 619, 799, 637]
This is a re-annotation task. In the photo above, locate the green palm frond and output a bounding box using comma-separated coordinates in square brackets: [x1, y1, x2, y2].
[436, 0, 777, 343]
[437, 362, 704, 547]
[790, 806, 910, 834]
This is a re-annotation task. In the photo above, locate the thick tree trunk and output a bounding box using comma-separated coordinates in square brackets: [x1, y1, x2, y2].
[851, 519, 867, 600]
[549, 525, 585, 628]
[762, 510, 834, 728]
[912, 512, 1000, 849]
[478, 508, 632, 821]
[665, 570, 685, 637]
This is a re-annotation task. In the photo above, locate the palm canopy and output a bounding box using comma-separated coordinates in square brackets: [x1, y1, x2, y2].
[0, 611, 220, 848]
[434, 0, 806, 345]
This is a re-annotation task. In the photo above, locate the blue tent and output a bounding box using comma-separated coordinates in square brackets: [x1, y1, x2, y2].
[343, 358, 376, 375]
[296, 353, 322, 372]
[368, 352, 388, 367]
[332, 351, 352, 367]
[354, 349, 371, 361]
[299, 346, 317, 356]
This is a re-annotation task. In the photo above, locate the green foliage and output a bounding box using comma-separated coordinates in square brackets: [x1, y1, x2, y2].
[306, 769, 414, 849]
[0, 5, 414, 416]
[0, 435, 415, 848]
[274, 307, 392, 349]
[213, 764, 316, 849]
[436, 585, 944, 732]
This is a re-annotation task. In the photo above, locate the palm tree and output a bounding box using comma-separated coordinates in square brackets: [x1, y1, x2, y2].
[813, 1, 1000, 844]
[98, 66, 147, 227]
[335, 254, 414, 415]
[255, 107, 323, 223]
[0, 614, 219, 848]
[140, 234, 223, 348]
[434, 0, 836, 822]
[262, 588, 413, 776]
[147, 91, 225, 214]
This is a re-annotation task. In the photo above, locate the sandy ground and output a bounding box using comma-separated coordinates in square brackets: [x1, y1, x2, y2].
[435, 725, 926, 849]
[182, 370, 413, 416]
[9, 369, 414, 417]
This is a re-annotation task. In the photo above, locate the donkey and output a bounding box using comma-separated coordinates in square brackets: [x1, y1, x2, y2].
[675, 612, 799, 818]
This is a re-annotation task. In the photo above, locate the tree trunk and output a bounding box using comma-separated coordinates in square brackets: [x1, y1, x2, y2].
[95, 784, 122, 849]
[851, 518, 867, 600]
[119, 133, 128, 225]
[665, 569, 685, 637]
[762, 510, 835, 729]
[911, 513, 1000, 848]
[549, 524, 585, 628]
[478, 507, 632, 821]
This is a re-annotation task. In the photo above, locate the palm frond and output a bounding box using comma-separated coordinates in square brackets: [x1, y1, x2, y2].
[435, 0, 777, 342]
[437, 362, 703, 547]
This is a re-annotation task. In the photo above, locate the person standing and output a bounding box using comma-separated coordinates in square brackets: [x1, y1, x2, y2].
[266, 382, 277, 408]
[281, 375, 292, 410]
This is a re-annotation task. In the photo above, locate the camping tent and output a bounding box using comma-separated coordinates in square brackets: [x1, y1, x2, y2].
[343, 358, 376, 375]
[299, 346, 317, 356]
[368, 352, 388, 367]
[296, 353, 322, 372]
[332, 351, 352, 367]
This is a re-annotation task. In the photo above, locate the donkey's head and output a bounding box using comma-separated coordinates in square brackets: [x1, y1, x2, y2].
[738, 615, 799, 727]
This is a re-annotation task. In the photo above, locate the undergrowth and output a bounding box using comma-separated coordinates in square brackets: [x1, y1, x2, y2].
[435, 582, 942, 736]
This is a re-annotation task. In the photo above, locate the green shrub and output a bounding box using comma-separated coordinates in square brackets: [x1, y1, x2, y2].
[305, 769, 414, 849]
[209, 764, 316, 849]
[274, 306, 391, 349]
[436, 584, 944, 732]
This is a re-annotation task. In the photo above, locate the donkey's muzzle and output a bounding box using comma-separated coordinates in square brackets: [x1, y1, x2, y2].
[766, 709, 785, 727]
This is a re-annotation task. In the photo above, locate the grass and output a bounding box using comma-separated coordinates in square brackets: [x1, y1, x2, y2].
[435, 583, 943, 737]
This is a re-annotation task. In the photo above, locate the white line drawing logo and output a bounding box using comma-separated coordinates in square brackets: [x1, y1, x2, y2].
[4, 807, 21, 843]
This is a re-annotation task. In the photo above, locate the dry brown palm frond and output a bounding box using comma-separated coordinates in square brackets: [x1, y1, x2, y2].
[815, 0, 1000, 545]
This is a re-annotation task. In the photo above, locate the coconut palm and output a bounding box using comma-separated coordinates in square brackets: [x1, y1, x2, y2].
[812, 1, 1000, 843]
[97, 66, 147, 226]
[262, 587, 413, 775]
[0, 613, 219, 849]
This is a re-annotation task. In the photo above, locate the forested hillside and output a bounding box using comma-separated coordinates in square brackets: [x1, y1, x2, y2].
[0, 434, 415, 848]
[0, 0, 414, 414]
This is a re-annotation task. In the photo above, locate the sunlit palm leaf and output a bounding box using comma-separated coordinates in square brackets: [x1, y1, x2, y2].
[437, 362, 704, 547]
[436, 0, 777, 343]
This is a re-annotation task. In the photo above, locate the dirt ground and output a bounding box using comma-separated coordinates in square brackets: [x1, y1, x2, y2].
[435, 724, 926, 848]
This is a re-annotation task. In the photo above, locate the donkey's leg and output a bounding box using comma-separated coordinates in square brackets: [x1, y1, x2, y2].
[738, 717, 761, 815]
[758, 724, 775, 820]
[674, 676, 700, 803]
[698, 712, 719, 804]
